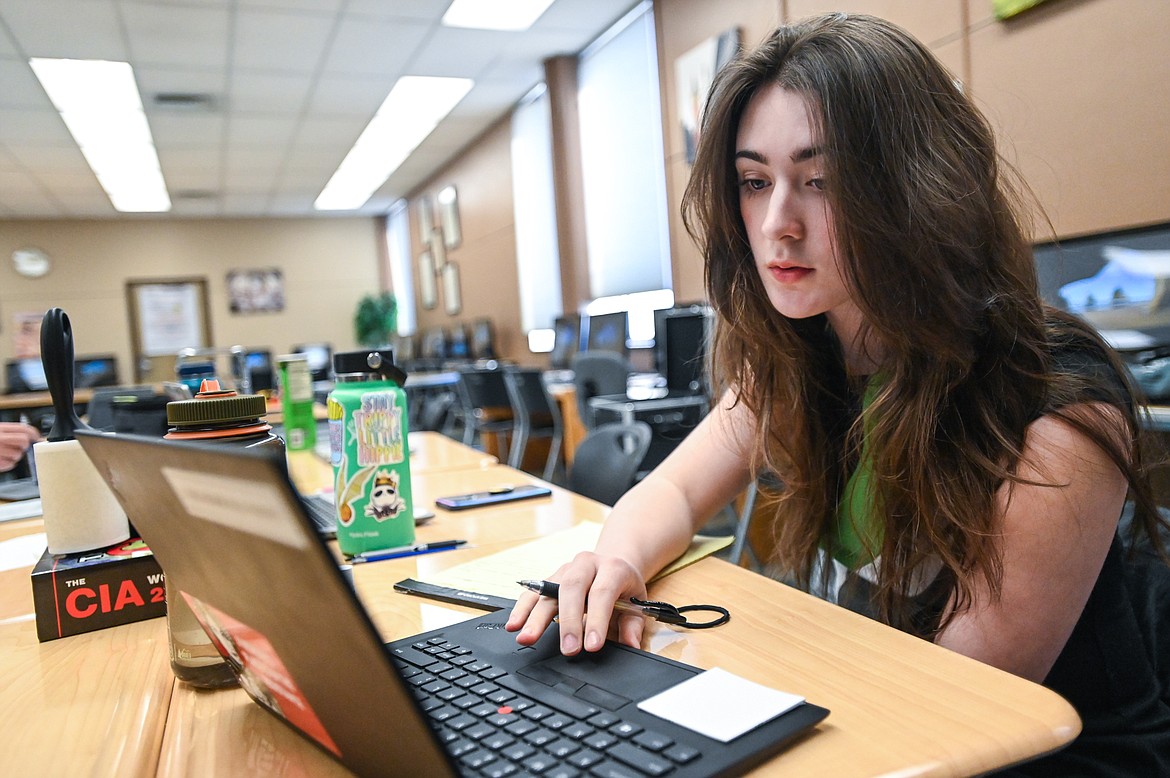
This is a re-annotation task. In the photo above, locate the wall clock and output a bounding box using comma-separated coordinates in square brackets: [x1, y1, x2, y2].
[12, 247, 51, 278]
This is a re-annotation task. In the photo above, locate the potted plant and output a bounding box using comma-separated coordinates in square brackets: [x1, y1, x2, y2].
[354, 291, 397, 347]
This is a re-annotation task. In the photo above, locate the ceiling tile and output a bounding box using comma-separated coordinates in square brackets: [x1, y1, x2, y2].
[0, 58, 54, 109]
[0, 109, 72, 144]
[233, 7, 336, 74]
[304, 75, 393, 117]
[149, 113, 226, 147]
[292, 116, 365, 147]
[122, 2, 231, 68]
[229, 71, 314, 114]
[1, 0, 127, 60]
[226, 115, 299, 146]
[318, 14, 429, 77]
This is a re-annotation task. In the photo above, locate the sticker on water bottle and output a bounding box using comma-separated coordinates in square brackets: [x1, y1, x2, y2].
[353, 392, 406, 465]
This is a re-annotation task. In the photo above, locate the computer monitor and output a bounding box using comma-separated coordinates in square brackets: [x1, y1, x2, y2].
[420, 328, 448, 362]
[470, 318, 497, 361]
[583, 311, 627, 357]
[549, 315, 581, 370]
[393, 333, 416, 364]
[447, 325, 471, 361]
[290, 343, 332, 383]
[5, 358, 47, 393]
[658, 306, 711, 394]
[74, 354, 119, 388]
[244, 349, 274, 393]
[1034, 220, 1170, 400]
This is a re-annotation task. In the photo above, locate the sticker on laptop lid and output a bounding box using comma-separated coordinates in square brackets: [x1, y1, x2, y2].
[637, 667, 805, 742]
[162, 467, 309, 549]
[187, 594, 341, 757]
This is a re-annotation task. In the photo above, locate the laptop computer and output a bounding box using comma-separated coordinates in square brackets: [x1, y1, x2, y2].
[76, 431, 828, 777]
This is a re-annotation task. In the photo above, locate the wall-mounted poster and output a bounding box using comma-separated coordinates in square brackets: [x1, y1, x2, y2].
[11, 311, 43, 358]
[675, 28, 740, 165]
[993, 0, 1055, 19]
[227, 268, 285, 314]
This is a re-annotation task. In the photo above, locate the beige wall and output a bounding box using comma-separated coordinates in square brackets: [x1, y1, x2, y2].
[655, 0, 783, 304]
[409, 118, 528, 364]
[0, 217, 382, 388]
[966, 0, 1170, 239]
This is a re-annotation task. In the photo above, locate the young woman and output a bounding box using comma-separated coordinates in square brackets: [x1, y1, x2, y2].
[506, 13, 1170, 774]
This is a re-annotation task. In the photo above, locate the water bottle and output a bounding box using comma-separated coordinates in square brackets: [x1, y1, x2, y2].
[327, 350, 414, 557]
[162, 379, 284, 689]
[276, 353, 317, 452]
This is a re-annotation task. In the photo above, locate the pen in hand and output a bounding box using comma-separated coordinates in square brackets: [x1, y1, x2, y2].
[352, 539, 467, 564]
[517, 579, 686, 625]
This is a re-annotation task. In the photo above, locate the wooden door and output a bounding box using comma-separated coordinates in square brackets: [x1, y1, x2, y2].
[125, 278, 212, 384]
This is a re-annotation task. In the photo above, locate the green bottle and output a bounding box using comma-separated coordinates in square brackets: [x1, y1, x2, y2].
[327, 350, 414, 557]
[276, 353, 317, 452]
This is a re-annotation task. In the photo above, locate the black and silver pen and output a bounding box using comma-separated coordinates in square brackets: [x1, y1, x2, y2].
[516, 579, 685, 624]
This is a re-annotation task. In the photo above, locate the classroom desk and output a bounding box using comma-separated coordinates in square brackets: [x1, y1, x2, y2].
[0, 434, 1080, 777]
[0, 516, 173, 777]
[0, 387, 94, 412]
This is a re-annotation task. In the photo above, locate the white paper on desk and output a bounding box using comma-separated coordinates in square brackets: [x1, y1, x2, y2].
[422, 522, 732, 601]
[0, 532, 47, 572]
[637, 667, 805, 743]
[0, 498, 42, 524]
[426, 522, 606, 599]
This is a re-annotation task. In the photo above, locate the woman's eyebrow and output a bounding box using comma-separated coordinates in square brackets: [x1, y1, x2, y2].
[734, 147, 823, 164]
[790, 145, 823, 163]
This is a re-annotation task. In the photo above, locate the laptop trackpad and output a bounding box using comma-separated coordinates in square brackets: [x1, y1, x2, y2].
[517, 646, 696, 707]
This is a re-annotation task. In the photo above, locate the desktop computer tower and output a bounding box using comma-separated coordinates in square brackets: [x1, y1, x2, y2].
[589, 394, 708, 471]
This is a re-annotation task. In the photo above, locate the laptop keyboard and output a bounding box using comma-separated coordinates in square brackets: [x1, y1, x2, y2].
[299, 493, 337, 537]
[393, 637, 703, 777]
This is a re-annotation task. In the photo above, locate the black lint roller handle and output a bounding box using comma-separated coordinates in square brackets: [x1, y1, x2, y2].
[40, 307, 93, 442]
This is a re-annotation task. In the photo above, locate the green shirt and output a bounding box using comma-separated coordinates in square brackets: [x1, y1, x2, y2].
[830, 378, 883, 570]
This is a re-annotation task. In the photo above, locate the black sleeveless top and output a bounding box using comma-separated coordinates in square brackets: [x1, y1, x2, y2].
[805, 333, 1170, 774]
[991, 338, 1170, 775]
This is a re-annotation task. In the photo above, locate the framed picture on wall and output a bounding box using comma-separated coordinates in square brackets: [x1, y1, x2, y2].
[674, 27, 740, 165]
[226, 268, 285, 314]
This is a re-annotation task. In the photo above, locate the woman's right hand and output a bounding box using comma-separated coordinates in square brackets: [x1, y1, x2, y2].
[505, 551, 649, 656]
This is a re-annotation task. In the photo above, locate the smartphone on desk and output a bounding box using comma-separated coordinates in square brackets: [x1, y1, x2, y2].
[435, 484, 552, 511]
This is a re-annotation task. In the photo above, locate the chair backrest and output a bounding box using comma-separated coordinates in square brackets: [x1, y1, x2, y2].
[568, 421, 652, 506]
[456, 366, 513, 420]
[503, 367, 558, 431]
[571, 351, 629, 428]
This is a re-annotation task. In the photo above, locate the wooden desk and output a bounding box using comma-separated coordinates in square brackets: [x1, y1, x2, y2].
[408, 430, 497, 473]
[157, 535, 1080, 777]
[1, 434, 1080, 777]
[0, 517, 173, 777]
[0, 387, 94, 412]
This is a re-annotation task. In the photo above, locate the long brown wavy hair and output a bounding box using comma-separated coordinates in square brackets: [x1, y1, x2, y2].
[682, 13, 1166, 634]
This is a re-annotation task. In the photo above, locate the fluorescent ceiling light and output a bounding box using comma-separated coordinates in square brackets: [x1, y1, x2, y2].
[315, 76, 473, 212]
[442, 0, 556, 31]
[29, 58, 170, 213]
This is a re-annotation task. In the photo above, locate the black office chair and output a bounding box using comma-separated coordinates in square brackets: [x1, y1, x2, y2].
[455, 366, 515, 458]
[567, 421, 652, 506]
[503, 366, 562, 481]
[571, 351, 629, 429]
